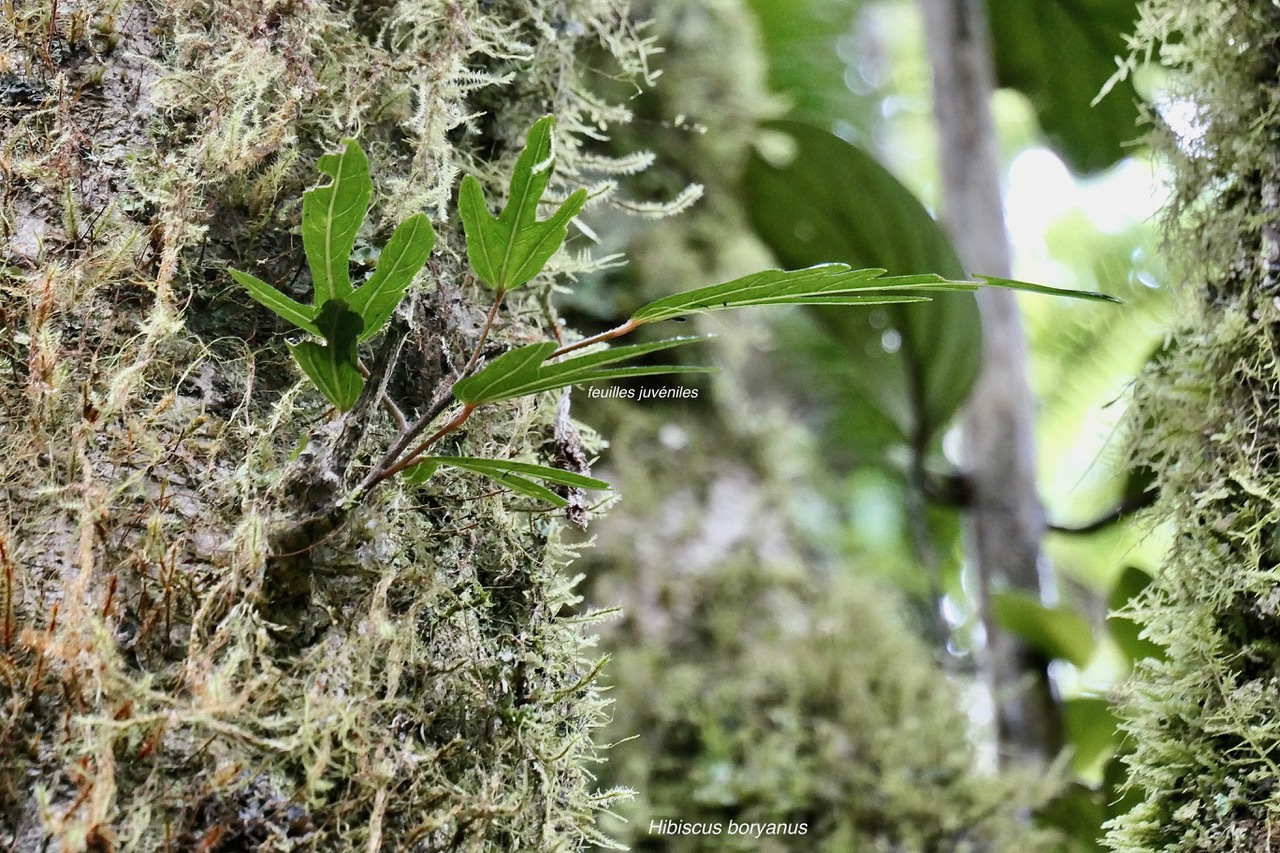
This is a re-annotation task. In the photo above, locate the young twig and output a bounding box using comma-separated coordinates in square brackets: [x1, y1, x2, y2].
[357, 390, 457, 494]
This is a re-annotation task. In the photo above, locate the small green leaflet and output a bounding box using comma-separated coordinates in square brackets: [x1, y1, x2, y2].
[302, 138, 373, 305]
[347, 212, 436, 341]
[629, 264, 1119, 325]
[229, 268, 320, 336]
[459, 115, 589, 292]
[452, 336, 714, 406]
[403, 456, 610, 507]
[288, 300, 366, 412]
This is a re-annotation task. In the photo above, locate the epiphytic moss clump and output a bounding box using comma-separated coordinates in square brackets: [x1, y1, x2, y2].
[1106, 3, 1280, 852]
[0, 0, 658, 848]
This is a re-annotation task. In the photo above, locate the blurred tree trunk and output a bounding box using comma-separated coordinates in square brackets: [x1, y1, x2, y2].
[920, 0, 1063, 765]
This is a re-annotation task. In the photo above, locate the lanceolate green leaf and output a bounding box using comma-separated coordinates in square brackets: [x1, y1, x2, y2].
[348, 212, 436, 341]
[631, 265, 1114, 325]
[302, 138, 373, 305]
[403, 456, 610, 507]
[229, 268, 320, 336]
[288, 300, 366, 411]
[633, 267, 947, 324]
[452, 342, 558, 405]
[460, 115, 589, 291]
[452, 336, 714, 406]
[974, 274, 1119, 301]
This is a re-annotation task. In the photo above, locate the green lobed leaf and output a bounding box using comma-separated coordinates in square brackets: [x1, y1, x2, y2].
[632, 266, 964, 325]
[288, 299, 366, 411]
[348, 212, 436, 341]
[451, 341, 558, 406]
[403, 456, 610, 506]
[229, 268, 320, 336]
[459, 116, 588, 291]
[302, 138, 373, 305]
[991, 589, 1095, 668]
[452, 336, 714, 406]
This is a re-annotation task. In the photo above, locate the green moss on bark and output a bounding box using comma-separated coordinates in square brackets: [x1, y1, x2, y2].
[0, 0, 657, 849]
[1107, 3, 1280, 851]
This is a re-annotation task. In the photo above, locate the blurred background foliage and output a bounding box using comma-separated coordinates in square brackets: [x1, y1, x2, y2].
[564, 0, 1170, 849]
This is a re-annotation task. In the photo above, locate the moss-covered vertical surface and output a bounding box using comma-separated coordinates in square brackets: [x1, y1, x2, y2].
[1108, 4, 1280, 852]
[0, 1, 649, 849]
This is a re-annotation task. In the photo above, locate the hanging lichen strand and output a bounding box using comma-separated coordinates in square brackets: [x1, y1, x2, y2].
[0, 1, 657, 849]
[1108, 4, 1280, 852]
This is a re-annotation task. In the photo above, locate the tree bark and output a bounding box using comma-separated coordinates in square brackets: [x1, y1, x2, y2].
[0, 1, 649, 849]
[1106, 4, 1280, 850]
[920, 0, 1062, 764]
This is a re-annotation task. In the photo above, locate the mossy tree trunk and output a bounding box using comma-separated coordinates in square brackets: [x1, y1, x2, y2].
[0, 1, 647, 849]
[1110, 3, 1280, 851]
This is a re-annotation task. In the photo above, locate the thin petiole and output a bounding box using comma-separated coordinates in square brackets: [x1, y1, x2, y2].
[550, 317, 639, 359]
[462, 289, 506, 376]
[376, 403, 478, 483]
[358, 360, 409, 431]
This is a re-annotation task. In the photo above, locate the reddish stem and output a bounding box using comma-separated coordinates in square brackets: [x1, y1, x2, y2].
[376, 403, 477, 483]
[550, 318, 640, 359]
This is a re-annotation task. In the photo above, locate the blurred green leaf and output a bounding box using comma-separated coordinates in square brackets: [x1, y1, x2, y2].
[288, 299, 366, 411]
[302, 138, 373, 304]
[1107, 565, 1164, 662]
[745, 120, 978, 443]
[403, 456, 610, 506]
[452, 337, 714, 406]
[991, 589, 1095, 667]
[988, 0, 1142, 173]
[1064, 696, 1122, 777]
[1102, 753, 1144, 820]
[1037, 782, 1107, 853]
[744, 0, 872, 132]
[460, 115, 588, 292]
